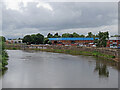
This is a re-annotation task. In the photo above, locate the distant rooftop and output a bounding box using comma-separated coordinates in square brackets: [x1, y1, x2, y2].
[109, 37, 120, 40]
[48, 38, 99, 41]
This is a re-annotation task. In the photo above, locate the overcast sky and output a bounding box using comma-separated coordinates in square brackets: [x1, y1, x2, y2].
[1, 0, 119, 39]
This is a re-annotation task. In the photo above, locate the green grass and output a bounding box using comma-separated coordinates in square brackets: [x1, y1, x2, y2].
[0, 41, 9, 71]
[32, 48, 116, 60]
[6, 47, 21, 50]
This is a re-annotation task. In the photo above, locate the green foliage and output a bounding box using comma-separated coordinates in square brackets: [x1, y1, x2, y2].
[111, 35, 120, 37]
[47, 33, 53, 38]
[35, 48, 115, 61]
[36, 33, 44, 44]
[86, 32, 93, 38]
[91, 51, 115, 59]
[79, 34, 85, 37]
[1, 36, 6, 42]
[44, 38, 49, 44]
[47, 41, 52, 44]
[72, 32, 80, 37]
[62, 33, 73, 37]
[0, 36, 8, 70]
[12, 47, 17, 50]
[96, 31, 109, 47]
[22, 35, 32, 44]
[23, 33, 44, 44]
[53, 33, 61, 38]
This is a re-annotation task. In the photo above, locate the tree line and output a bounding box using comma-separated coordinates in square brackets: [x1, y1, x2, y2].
[22, 31, 109, 47]
[47, 32, 99, 38]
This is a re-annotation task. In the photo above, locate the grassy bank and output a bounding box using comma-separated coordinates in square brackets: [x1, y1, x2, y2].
[26, 48, 116, 61]
[6, 45, 116, 62]
[6, 47, 21, 50]
[0, 40, 9, 71]
[0, 51, 9, 70]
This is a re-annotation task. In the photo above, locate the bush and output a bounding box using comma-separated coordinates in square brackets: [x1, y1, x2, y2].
[13, 47, 17, 50]
[0, 36, 8, 70]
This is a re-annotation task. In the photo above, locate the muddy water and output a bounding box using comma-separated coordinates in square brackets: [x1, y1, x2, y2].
[2, 50, 118, 88]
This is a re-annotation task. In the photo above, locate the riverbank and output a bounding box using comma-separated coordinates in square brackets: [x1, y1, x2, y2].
[30, 48, 118, 62]
[0, 41, 9, 71]
[6, 46, 117, 62]
[0, 51, 9, 70]
[5, 44, 119, 62]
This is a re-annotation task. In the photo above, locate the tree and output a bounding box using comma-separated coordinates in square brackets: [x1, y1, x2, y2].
[86, 32, 93, 38]
[53, 33, 61, 38]
[47, 33, 53, 38]
[62, 33, 73, 37]
[18, 38, 21, 40]
[44, 38, 49, 44]
[1, 36, 6, 42]
[31, 34, 37, 44]
[23, 33, 44, 44]
[72, 32, 79, 37]
[111, 35, 120, 37]
[79, 34, 85, 37]
[47, 41, 52, 44]
[22, 35, 32, 44]
[36, 33, 44, 44]
[96, 31, 109, 47]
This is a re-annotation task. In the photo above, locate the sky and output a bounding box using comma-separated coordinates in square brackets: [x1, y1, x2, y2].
[1, 0, 119, 39]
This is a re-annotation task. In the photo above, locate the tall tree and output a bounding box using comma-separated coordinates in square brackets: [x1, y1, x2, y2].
[72, 32, 79, 37]
[23, 33, 44, 44]
[36, 33, 44, 44]
[53, 33, 61, 38]
[22, 35, 32, 44]
[96, 31, 109, 47]
[86, 32, 93, 38]
[47, 33, 53, 38]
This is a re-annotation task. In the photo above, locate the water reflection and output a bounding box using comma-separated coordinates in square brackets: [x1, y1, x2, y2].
[94, 62, 109, 77]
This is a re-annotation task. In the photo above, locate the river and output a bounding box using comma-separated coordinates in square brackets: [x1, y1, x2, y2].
[2, 50, 119, 88]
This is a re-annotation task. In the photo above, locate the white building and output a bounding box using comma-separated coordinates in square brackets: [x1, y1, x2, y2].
[6, 40, 23, 44]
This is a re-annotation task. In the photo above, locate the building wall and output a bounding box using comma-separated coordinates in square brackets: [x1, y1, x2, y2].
[51, 40, 94, 45]
[107, 40, 120, 48]
[6, 40, 23, 44]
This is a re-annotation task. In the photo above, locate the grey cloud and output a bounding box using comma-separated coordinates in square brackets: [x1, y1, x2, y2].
[2, 2, 118, 38]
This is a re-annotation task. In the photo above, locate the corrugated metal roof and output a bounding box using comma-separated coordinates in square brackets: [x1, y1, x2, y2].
[48, 38, 99, 41]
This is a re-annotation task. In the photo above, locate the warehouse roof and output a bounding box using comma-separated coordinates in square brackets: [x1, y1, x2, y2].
[48, 38, 99, 41]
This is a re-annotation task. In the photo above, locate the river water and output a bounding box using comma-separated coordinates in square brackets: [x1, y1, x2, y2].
[2, 50, 119, 88]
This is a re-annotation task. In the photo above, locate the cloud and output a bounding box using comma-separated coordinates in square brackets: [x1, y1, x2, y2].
[2, 2, 118, 38]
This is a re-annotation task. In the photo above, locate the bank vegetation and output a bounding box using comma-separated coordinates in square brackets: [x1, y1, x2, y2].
[0, 36, 8, 70]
